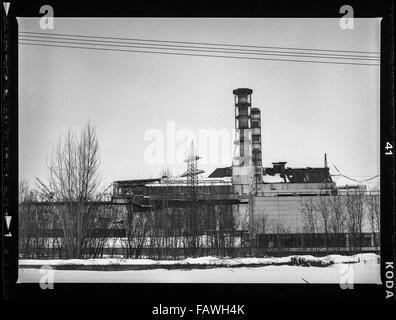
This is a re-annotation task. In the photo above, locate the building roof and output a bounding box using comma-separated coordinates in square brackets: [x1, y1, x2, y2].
[264, 167, 333, 184]
[114, 178, 161, 186]
[208, 167, 232, 178]
[208, 164, 333, 184]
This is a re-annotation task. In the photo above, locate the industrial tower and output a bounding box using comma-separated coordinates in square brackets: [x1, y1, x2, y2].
[232, 88, 263, 196]
[233, 88, 252, 167]
[251, 107, 263, 195]
[181, 141, 205, 201]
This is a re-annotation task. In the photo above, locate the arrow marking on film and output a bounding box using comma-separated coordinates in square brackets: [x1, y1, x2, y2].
[3, 2, 10, 16]
[5, 215, 11, 229]
[4, 216, 12, 237]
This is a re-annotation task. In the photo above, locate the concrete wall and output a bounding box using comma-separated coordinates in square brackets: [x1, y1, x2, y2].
[260, 182, 335, 194]
[251, 196, 303, 235]
[250, 194, 377, 236]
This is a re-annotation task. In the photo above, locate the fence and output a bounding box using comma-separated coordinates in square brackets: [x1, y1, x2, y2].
[19, 230, 379, 259]
[19, 198, 380, 260]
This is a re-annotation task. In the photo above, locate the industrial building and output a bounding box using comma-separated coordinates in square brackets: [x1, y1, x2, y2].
[112, 88, 379, 253]
[18, 88, 379, 259]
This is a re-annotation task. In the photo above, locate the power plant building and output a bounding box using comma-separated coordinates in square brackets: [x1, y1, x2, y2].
[112, 88, 379, 251]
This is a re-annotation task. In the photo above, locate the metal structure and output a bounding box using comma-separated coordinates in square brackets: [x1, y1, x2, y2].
[250, 107, 263, 194]
[180, 141, 205, 201]
[232, 88, 252, 166]
[231, 88, 264, 197]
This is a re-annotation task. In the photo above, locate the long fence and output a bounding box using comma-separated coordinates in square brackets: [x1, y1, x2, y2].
[19, 199, 380, 260]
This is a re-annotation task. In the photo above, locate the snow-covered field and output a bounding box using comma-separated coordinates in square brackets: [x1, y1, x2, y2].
[18, 253, 379, 267]
[18, 254, 381, 284]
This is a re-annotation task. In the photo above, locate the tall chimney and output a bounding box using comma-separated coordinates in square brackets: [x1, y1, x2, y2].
[232, 88, 253, 166]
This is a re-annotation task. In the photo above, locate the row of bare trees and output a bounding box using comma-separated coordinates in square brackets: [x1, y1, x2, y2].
[247, 190, 380, 252]
[20, 189, 379, 258]
[20, 122, 112, 259]
[20, 121, 242, 259]
[300, 190, 380, 249]
[251, 213, 291, 236]
[19, 181, 118, 259]
[123, 203, 239, 259]
[19, 199, 239, 259]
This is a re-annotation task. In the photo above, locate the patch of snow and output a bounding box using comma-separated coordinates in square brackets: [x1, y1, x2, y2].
[355, 253, 380, 264]
[17, 261, 381, 284]
[19, 253, 380, 267]
[326, 255, 359, 264]
[263, 173, 286, 183]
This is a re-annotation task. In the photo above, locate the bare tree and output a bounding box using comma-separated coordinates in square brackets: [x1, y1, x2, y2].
[270, 219, 290, 234]
[328, 194, 345, 234]
[300, 196, 318, 233]
[327, 193, 346, 249]
[316, 196, 331, 249]
[19, 179, 31, 203]
[250, 209, 269, 249]
[19, 181, 63, 258]
[270, 219, 290, 253]
[19, 180, 37, 258]
[366, 187, 380, 246]
[124, 206, 152, 258]
[36, 121, 101, 259]
[345, 190, 366, 250]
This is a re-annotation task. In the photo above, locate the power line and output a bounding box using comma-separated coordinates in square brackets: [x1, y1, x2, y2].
[331, 174, 380, 177]
[18, 37, 380, 61]
[18, 42, 380, 66]
[19, 33, 380, 60]
[332, 164, 379, 182]
[19, 31, 380, 55]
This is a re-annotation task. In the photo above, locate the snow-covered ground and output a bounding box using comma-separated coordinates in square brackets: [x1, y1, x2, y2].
[18, 254, 381, 284]
[19, 253, 379, 267]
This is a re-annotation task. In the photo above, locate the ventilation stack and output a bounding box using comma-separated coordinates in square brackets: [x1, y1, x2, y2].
[233, 88, 252, 166]
[251, 107, 263, 194]
[232, 88, 254, 196]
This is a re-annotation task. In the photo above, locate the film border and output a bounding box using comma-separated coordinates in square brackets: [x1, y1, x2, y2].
[1, 0, 394, 302]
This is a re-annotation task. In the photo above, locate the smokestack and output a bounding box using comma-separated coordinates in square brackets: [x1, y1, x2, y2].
[251, 107, 262, 181]
[233, 88, 253, 166]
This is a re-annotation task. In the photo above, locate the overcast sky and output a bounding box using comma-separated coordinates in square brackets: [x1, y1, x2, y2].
[18, 18, 380, 189]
